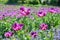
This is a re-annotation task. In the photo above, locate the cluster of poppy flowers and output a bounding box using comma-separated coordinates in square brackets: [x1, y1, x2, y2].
[4, 22, 24, 38]
[4, 6, 60, 38]
[4, 23, 48, 38]
[4, 7, 31, 38]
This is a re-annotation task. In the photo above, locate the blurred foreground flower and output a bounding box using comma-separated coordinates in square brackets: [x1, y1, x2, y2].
[4, 31, 13, 38]
[40, 23, 48, 30]
[12, 23, 24, 31]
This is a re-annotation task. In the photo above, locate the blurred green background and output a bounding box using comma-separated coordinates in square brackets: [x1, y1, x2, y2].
[0, 0, 60, 6]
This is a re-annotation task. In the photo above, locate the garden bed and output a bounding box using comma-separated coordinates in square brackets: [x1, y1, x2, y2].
[0, 4, 60, 40]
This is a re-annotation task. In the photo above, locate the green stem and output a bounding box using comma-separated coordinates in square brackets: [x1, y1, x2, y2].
[37, 0, 40, 4]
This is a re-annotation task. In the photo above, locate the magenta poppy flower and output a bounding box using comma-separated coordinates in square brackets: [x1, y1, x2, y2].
[20, 6, 30, 16]
[31, 31, 38, 38]
[12, 23, 24, 31]
[40, 23, 48, 30]
[49, 8, 57, 13]
[20, 6, 25, 11]
[38, 11, 47, 17]
[4, 31, 13, 38]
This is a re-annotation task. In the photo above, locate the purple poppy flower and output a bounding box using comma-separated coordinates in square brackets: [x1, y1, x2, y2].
[20, 6, 25, 11]
[31, 31, 38, 38]
[49, 8, 57, 13]
[12, 23, 24, 31]
[20, 6, 30, 16]
[37, 11, 47, 17]
[40, 23, 48, 30]
[4, 31, 13, 38]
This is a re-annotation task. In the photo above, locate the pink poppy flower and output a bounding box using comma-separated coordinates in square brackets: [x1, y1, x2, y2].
[40, 23, 48, 30]
[20, 6, 30, 16]
[49, 8, 57, 13]
[12, 23, 24, 31]
[31, 31, 38, 38]
[38, 11, 47, 17]
[4, 31, 13, 38]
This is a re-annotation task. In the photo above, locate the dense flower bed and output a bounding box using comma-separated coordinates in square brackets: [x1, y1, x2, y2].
[0, 6, 60, 40]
